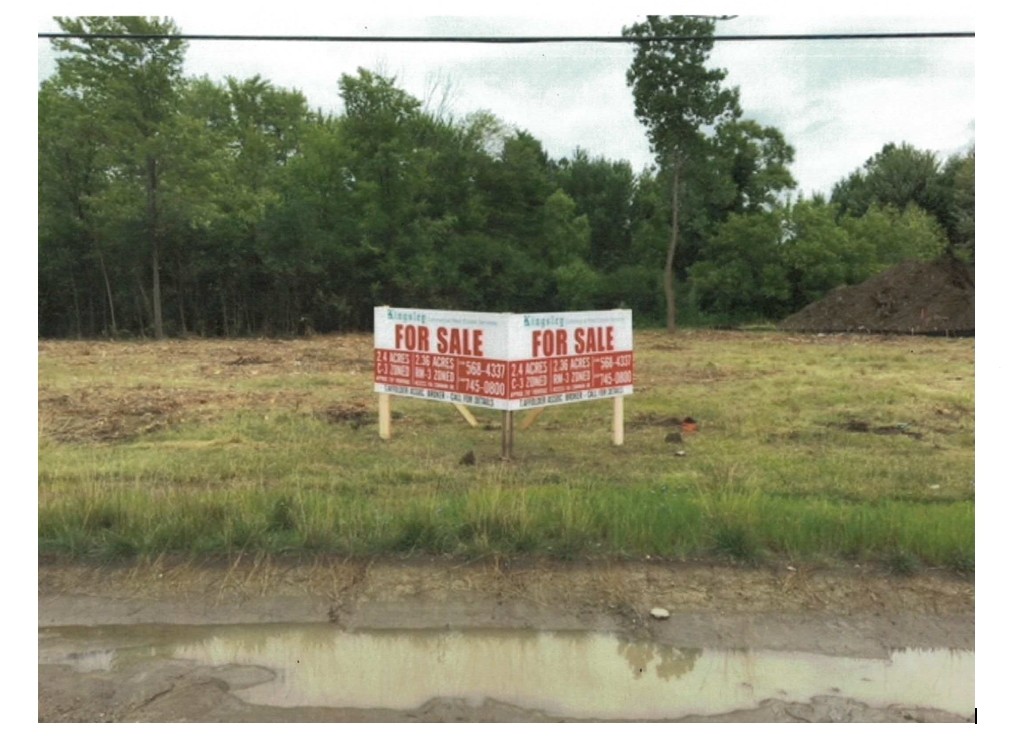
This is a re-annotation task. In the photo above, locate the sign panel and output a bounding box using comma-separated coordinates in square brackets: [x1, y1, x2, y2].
[374, 307, 633, 411]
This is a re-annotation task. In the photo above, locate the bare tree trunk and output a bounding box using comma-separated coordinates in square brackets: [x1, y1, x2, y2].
[84, 213, 117, 336]
[135, 271, 151, 337]
[221, 290, 230, 337]
[96, 247, 118, 336]
[69, 276, 82, 339]
[175, 253, 187, 335]
[147, 155, 165, 339]
[664, 160, 682, 333]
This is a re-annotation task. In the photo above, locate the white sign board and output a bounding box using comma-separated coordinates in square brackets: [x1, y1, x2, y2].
[374, 307, 634, 411]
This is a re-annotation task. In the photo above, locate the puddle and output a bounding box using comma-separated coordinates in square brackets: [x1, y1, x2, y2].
[39, 624, 973, 720]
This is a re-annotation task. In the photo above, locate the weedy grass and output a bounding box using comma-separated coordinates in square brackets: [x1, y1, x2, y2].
[38, 330, 974, 570]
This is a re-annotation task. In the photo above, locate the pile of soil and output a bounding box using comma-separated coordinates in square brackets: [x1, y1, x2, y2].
[779, 257, 974, 336]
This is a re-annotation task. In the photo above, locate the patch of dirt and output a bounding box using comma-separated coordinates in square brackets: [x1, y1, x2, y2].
[38, 385, 191, 442]
[38, 557, 974, 722]
[628, 413, 699, 430]
[836, 419, 924, 440]
[37, 335, 377, 443]
[780, 257, 974, 336]
[316, 402, 373, 428]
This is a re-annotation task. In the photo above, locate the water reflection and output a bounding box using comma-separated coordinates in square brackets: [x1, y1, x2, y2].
[39, 624, 974, 720]
[616, 640, 702, 681]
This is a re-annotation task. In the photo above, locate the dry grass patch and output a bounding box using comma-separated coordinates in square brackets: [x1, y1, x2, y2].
[38, 330, 974, 570]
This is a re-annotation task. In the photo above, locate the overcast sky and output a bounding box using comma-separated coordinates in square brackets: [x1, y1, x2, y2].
[37, 6, 975, 198]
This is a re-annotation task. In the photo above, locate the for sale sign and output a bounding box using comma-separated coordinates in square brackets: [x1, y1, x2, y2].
[374, 307, 633, 411]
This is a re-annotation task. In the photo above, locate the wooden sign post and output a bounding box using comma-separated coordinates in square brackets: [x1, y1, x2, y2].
[501, 410, 515, 461]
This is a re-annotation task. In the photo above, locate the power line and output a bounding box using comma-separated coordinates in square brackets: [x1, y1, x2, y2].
[38, 31, 974, 44]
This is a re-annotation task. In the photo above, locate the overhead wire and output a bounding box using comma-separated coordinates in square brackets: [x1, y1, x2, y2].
[38, 31, 974, 44]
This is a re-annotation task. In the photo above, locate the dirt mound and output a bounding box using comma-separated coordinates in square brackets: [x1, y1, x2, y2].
[780, 257, 974, 336]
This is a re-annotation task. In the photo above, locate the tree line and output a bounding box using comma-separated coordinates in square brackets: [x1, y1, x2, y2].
[38, 16, 974, 338]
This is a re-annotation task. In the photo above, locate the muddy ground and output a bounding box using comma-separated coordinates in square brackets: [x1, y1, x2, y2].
[38, 557, 974, 722]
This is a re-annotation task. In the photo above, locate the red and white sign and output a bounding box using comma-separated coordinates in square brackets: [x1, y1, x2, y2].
[374, 307, 634, 411]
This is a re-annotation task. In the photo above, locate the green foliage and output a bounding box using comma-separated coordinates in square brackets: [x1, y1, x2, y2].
[691, 196, 952, 321]
[38, 17, 974, 334]
[711, 523, 763, 564]
[781, 199, 856, 308]
[553, 259, 602, 311]
[52, 16, 187, 140]
[267, 497, 298, 532]
[51, 16, 189, 339]
[554, 150, 636, 271]
[840, 204, 948, 272]
[831, 142, 943, 219]
[937, 149, 975, 260]
[541, 188, 591, 268]
[622, 16, 741, 162]
[689, 211, 788, 319]
[711, 119, 797, 213]
[831, 141, 969, 260]
[598, 265, 665, 323]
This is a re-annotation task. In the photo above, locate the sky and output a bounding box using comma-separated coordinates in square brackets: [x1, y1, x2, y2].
[36, 5, 975, 198]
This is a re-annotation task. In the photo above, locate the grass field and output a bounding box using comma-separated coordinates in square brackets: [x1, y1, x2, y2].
[37, 329, 974, 571]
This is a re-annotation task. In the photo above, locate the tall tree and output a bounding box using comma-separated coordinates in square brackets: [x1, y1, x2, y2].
[831, 141, 974, 261]
[623, 15, 741, 332]
[711, 119, 796, 214]
[690, 199, 856, 320]
[937, 148, 975, 261]
[553, 149, 635, 271]
[38, 80, 116, 336]
[51, 16, 188, 338]
[181, 75, 310, 333]
[830, 142, 945, 220]
[663, 119, 795, 281]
